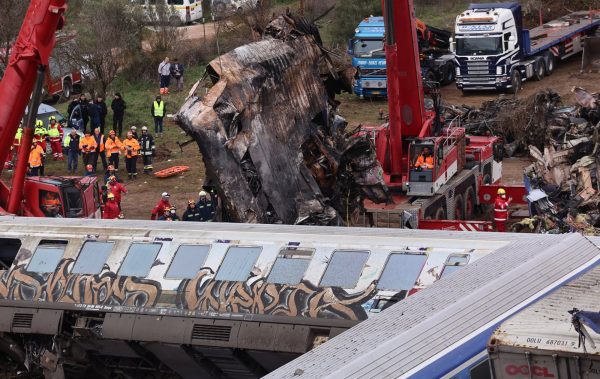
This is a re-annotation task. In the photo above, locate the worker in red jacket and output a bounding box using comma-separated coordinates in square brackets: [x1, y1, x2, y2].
[102, 192, 121, 219]
[494, 188, 512, 232]
[107, 175, 127, 209]
[151, 192, 172, 220]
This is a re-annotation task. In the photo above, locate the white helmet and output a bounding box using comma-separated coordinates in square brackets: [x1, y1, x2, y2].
[199, 190, 207, 197]
[141, 126, 148, 132]
[161, 192, 169, 198]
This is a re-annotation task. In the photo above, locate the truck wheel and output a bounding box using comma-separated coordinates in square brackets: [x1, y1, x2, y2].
[454, 194, 465, 220]
[533, 58, 545, 81]
[510, 70, 522, 95]
[545, 52, 555, 75]
[440, 64, 455, 85]
[464, 187, 475, 220]
[62, 79, 72, 101]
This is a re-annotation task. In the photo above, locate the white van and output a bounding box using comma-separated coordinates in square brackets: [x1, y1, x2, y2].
[133, 0, 203, 24]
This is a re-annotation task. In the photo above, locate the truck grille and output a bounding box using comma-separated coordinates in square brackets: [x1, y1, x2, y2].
[466, 61, 491, 75]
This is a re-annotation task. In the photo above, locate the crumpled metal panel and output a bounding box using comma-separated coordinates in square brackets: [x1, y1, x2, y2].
[178, 16, 388, 225]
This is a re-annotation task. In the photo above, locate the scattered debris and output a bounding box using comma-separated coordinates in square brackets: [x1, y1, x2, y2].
[177, 14, 388, 225]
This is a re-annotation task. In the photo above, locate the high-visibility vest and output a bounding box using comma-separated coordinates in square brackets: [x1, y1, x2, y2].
[47, 127, 60, 138]
[29, 145, 44, 167]
[494, 196, 510, 222]
[79, 135, 97, 153]
[153, 101, 165, 117]
[14, 128, 22, 146]
[123, 138, 140, 157]
[34, 126, 47, 136]
[94, 134, 105, 152]
[105, 137, 122, 155]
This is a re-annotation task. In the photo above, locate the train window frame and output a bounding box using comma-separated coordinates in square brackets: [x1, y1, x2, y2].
[71, 241, 115, 275]
[26, 240, 68, 273]
[376, 251, 428, 291]
[319, 250, 370, 288]
[440, 253, 470, 278]
[214, 246, 262, 282]
[0, 238, 21, 270]
[117, 242, 162, 277]
[266, 247, 315, 285]
[164, 244, 211, 279]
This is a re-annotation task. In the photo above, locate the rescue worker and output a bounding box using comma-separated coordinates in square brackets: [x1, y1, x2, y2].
[159, 206, 180, 221]
[196, 191, 216, 222]
[107, 175, 127, 209]
[63, 129, 81, 174]
[34, 119, 48, 151]
[415, 147, 434, 170]
[151, 192, 171, 220]
[79, 130, 97, 171]
[122, 131, 140, 180]
[130, 126, 139, 140]
[152, 95, 165, 137]
[92, 127, 108, 172]
[182, 199, 200, 221]
[103, 165, 121, 184]
[40, 191, 62, 217]
[102, 192, 121, 219]
[47, 116, 63, 160]
[105, 130, 123, 170]
[84, 164, 95, 177]
[6, 126, 22, 170]
[494, 188, 512, 232]
[28, 142, 45, 176]
[139, 126, 155, 174]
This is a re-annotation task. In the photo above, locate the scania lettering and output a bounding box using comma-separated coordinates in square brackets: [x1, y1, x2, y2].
[452, 3, 600, 93]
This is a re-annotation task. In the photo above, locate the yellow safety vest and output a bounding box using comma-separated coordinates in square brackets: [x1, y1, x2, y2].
[153, 101, 164, 117]
[47, 127, 60, 138]
[15, 128, 22, 144]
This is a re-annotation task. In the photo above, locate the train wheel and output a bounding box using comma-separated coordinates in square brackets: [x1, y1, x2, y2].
[454, 194, 465, 220]
[464, 187, 475, 220]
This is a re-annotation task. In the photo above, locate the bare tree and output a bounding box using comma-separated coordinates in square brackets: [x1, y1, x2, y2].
[59, 0, 144, 96]
[0, 0, 28, 77]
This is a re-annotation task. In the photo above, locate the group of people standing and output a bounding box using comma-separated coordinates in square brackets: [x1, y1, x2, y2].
[150, 190, 217, 222]
[68, 93, 125, 136]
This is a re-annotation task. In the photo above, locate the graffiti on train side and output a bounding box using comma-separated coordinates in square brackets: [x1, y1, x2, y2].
[0, 259, 161, 307]
[176, 268, 377, 320]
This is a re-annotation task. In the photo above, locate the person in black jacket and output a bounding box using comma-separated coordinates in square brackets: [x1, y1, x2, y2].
[95, 95, 108, 134]
[139, 126, 155, 174]
[182, 200, 200, 221]
[111, 92, 126, 137]
[78, 95, 89, 133]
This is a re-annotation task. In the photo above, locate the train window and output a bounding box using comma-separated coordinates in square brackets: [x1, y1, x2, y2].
[165, 245, 210, 279]
[441, 254, 470, 278]
[118, 243, 162, 277]
[470, 358, 491, 379]
[72, 241, 115, 275]
[27, 240, 68, 273]
[320, 250, 369, 288]
[267, 248, 314, 285]
[0, 238, 21, 270]
[377, 252, 427, 291]
[214, 246, 262, 281]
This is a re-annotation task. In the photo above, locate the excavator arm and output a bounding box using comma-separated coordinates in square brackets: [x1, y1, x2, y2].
[0, 0, 67, 212]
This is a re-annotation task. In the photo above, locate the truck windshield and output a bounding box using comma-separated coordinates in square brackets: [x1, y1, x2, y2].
[456, 37, 502, 56]
[353, 39, 385, 57]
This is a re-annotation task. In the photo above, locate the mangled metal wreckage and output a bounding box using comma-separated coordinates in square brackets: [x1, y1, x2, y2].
[177, 16, 388, 226]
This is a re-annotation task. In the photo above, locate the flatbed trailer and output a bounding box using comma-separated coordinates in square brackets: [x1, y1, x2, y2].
[454, 3, 600, 92]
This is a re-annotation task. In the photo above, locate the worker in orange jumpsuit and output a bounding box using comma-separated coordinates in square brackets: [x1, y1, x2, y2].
[415, 147, 434, 170]
[107, 175, 127, 210]
[105, 130, 123, 170]
[47, 116, 63, 160]
[79, 130, 97, 171]
[40, 191, 62, 217]
[494, 188, 512, 232]
[28, 142, 45, 176]
[151, 192, 172, 220]
[122, 131, 140, 180]
[102, 192, 121, 219]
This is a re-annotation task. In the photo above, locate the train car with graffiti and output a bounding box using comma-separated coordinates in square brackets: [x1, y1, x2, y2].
[0, 217, 512, 378]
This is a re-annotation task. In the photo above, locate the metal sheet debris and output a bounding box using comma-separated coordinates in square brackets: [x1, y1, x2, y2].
[177, 15, 388, 225]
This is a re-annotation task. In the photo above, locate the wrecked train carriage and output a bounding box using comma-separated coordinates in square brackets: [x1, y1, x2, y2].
[177, 16, 387, 225]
